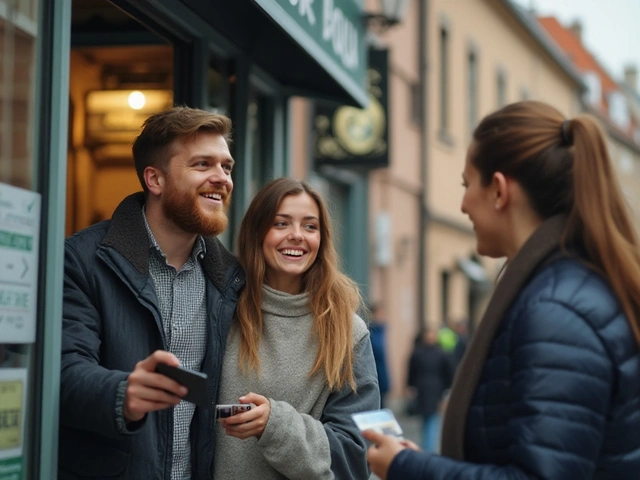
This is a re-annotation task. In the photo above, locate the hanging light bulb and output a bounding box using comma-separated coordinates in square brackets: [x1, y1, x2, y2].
[128, 91, 146, 110]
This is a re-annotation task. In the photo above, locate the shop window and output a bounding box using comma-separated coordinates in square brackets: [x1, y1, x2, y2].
[247, 88, 275, 198]
[0, 1, 41, 478]
[207, 56, 229, 115]
[0, 0, 38, 189]
[206, 55, 232, 248]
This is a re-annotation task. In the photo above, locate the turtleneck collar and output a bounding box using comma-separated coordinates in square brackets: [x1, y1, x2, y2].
[262, 284, 310, 318]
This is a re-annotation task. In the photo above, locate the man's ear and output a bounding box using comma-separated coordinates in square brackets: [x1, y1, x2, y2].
[144, 167, 165, 197]
[492, 172, 509, 211]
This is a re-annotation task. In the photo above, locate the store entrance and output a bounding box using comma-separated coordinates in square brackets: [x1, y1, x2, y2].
[66, 0, 174, 236]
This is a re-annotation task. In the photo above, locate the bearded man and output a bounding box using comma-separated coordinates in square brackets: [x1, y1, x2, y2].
[58, 107, 245, 480]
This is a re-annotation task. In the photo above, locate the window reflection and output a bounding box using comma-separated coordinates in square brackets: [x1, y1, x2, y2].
[208, 57, 229, 115]
[0, 1, 39, 189]
[0, 2, 41, 478]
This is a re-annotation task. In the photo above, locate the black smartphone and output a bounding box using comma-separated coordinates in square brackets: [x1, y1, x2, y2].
[155, 363, 209, 408]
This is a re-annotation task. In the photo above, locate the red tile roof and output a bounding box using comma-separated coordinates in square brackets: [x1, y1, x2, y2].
[538, 16, 618, 110]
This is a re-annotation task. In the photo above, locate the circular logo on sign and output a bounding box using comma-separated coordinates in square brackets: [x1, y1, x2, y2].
[333, 95, 386, 156]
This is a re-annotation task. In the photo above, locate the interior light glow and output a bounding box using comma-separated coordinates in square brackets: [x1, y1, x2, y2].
[128, 91, 146, 110]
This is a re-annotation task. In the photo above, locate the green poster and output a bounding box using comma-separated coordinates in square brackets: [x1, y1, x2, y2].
[0, 457, 22, 480]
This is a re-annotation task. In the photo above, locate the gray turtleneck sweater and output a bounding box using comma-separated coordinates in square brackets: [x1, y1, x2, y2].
[213, 285, 380, 479]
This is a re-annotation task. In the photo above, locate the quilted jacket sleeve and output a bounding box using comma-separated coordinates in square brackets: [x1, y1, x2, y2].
[389, 298, 614, 480]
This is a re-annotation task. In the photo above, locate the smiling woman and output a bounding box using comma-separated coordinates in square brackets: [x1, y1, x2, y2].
[213, 177, 380, 480]
[262, 192, 321, 294]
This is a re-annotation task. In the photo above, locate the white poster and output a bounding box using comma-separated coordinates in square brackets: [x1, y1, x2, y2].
[0, 183, 41, 344]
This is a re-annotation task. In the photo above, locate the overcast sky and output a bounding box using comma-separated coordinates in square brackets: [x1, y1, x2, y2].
[511, 0, 640, 85]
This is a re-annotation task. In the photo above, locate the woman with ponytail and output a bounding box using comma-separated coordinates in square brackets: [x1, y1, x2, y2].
[365, 101, 640, 479]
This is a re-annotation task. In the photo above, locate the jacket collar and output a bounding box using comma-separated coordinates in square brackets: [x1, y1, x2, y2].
[101, 192, 243, 292]
[440, 214, 567, 460]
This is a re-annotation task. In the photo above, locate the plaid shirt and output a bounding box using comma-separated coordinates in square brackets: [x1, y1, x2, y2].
[143, 210, 207, 480]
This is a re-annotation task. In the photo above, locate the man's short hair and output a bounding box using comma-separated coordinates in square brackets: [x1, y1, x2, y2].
[132, 106, 233, 192]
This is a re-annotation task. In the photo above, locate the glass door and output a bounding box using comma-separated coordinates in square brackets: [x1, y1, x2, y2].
[67, 0, 174, 235]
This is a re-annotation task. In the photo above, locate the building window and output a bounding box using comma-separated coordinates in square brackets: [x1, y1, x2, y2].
[439, 26, 449, 133]
[410, 82, 422, 126]
[441, 270, 450, 326]
[468, 50, 478, 138]
[583, 71, 602, 107]
[497, 69, 507, 108]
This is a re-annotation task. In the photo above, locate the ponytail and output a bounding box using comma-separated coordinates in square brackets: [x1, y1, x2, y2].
[472, 101, 640, 346]
[565, 115, 640, 345]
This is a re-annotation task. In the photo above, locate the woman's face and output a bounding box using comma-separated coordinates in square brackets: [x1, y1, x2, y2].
[461, 148, 504, 258]
[262, 193, 321, 294]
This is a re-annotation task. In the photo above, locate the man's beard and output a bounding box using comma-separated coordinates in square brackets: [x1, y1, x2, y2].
[162, 181, 231, 236]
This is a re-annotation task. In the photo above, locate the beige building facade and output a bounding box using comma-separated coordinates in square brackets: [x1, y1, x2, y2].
[362, 0, 584, 399]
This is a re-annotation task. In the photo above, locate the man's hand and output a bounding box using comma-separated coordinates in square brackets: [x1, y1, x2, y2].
[363, 429, 408, 480]
[220, 392, 271, 440]
[123, 350, 187, 423]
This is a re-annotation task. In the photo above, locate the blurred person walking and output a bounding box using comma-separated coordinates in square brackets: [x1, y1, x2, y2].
[407, 328, 454, 453]
[213, 178, 379, 479]
[450, 319, 469, 369]
[369, 303, 391, 408]
[364, 100, 640, 479]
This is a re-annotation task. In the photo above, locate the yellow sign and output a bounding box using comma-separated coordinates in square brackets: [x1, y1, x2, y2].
[0, 380, 23, 450]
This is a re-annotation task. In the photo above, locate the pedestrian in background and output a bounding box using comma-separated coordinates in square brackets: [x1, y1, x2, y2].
[368, 303, 391, 408]
[59, 108, 244, 479]
[450, 319, 469, 369]
[407, 328, 454, 453]
[214, 177, 379, 479]
[364, 100, 640, 479]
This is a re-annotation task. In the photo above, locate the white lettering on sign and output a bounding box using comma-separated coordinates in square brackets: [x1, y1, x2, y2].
[289, 0, 316, 25]
[322, 0, 359, 70]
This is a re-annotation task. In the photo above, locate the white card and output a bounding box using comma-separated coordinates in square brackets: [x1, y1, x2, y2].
[351, 408, 403, 437]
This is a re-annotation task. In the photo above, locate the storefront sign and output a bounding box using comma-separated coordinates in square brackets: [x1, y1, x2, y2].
[0, 369, 27, 480]
[253, 0, 367, 106]
[313, 48, 389, 168]
[0, 184, 40, 343]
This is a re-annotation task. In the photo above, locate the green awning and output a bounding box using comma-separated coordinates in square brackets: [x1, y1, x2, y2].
[252, 0, 368, 107]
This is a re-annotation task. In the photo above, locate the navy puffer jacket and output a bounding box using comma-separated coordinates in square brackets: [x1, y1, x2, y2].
[389, 258, 640, 479]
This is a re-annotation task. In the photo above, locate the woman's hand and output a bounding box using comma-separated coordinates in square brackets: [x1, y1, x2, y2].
[363, 429, 409, 480]
[220, 392, 271, 440]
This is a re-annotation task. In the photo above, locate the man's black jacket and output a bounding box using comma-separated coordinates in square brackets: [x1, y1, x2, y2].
[58, 193, 245, 479]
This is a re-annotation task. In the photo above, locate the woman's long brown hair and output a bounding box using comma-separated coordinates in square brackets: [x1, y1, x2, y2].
[471, 100, 640, 346]
[235, 178, 362, 391]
